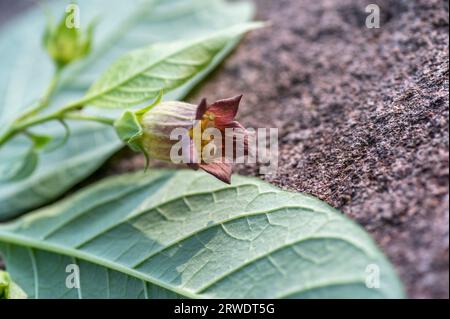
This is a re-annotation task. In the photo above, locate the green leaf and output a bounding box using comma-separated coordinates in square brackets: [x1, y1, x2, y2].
[9, 280, 28, 299]
[78, 22, 263, 108]
[0, 270, 27, 299]
[0, 170, 405, 299]
[0, 133, 55, 182]
[0, 0, 255, 220]
[0, 147, 39, 182]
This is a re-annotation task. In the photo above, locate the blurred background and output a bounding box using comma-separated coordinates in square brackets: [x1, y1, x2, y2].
[0, 0, 34, 26]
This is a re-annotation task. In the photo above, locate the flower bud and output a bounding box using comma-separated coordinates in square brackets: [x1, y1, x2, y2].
[141, 101, 198, 161]
[43, 10, 94, 68]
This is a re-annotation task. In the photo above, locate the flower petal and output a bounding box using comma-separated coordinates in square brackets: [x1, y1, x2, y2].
[196, 98, 208, 120]
[223, 121, 251, 158]
[184, 138, 200, 166]
[199, 162, 232, 184]
[208, 95, 243, 127]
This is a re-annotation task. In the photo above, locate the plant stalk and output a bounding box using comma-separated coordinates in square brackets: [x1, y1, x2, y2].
[0, 110, 114, 148]
[63, 112, 115, 125]
[15, 67, 63, 122]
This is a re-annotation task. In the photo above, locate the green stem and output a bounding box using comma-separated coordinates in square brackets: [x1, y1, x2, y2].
[0, 130, 16, 148]
[0, 110, 114, 148]
[16, 67, 63, 122]
[64, 112, 115, 125]
[12, 113, 61, 132]
[15, 111, 114, 130]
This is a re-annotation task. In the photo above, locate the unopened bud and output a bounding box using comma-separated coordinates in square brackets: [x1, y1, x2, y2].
[43, 10, 94, 68]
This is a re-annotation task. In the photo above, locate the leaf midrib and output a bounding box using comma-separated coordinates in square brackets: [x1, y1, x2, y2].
[37, 182, 262, 240]
[77, 22, 261, 106]
[0, 199, 343, 299]
[0, 231, 200, 299]
[79, 33, 221, 105]
[0, 222, 372, 299]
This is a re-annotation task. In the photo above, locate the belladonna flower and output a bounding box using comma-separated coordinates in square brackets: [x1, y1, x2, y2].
[114, 94, 250, 184]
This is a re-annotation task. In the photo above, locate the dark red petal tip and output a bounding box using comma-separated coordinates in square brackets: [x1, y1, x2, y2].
[199, 162, 232, 184]
[208, 95, 243, 127]
[196, 98, 208, 120]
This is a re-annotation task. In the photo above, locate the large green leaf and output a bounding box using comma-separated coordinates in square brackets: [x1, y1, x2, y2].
[0, 170, 405, 298]
[0, 0, 254, 220]
[80, 23, 263, 108]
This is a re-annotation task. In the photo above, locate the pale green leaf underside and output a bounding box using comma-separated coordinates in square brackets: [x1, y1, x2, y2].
[82, 23, 263, 108]
[0, 0, 254, 219]
[0, 170, 404, 299]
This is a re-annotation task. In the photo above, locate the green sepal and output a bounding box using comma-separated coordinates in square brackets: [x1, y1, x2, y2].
[114, 92, 163, 170]
[135, 89, 163, 116]
[79, 17, 98, 59]
[114, 110, 144, 152]
[115, 92, 163, 151]
[42, 8, 56, 50]
[114, 111, 151, 170]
